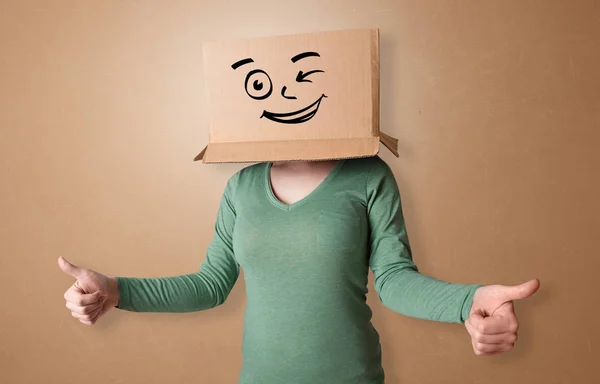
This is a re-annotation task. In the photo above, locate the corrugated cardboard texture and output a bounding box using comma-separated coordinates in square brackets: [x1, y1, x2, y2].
[2, 1, 599, 384]
[200, 29, 381, 163]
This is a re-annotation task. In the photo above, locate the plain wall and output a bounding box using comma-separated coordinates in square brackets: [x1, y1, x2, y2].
[1, 1, 598, 383]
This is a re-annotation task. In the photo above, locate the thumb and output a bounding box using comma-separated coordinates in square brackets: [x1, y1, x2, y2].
[58, 256, 89, 280]
[498, 279, 540, 302]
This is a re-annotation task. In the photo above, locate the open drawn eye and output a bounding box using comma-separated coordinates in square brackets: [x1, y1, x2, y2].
[245, 69, 273, 100]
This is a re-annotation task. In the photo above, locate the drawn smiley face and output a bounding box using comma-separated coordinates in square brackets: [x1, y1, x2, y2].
[231, 51, 327, 124]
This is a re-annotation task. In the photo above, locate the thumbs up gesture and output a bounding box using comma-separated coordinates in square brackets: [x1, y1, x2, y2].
[465, 279, 540, 355]
[58, 256, 119, 325]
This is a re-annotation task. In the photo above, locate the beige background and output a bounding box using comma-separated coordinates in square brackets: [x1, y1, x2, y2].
[1, 1, 598, 383]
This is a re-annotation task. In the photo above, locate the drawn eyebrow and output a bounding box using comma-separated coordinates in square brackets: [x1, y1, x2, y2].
[232, 58, 254, 70]
[291, 52, 321, 63]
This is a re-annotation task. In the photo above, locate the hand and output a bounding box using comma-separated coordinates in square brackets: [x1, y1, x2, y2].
[58, 256, 119, 325]
[465, 279, 540, 356]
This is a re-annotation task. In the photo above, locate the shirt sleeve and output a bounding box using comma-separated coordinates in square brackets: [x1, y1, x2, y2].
[367, 158, 480, 323]
[115, 174, 240, 313]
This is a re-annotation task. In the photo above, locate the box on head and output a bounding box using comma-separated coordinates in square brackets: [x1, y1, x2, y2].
[195, 28, 399, 163]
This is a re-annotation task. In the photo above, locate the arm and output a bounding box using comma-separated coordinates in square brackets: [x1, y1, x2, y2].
[115, 175, 240, 313]
[367, 159, 480, 323]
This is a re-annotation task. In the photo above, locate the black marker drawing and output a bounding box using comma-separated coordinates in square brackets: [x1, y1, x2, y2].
[261, 94, 327, 124]
[281, 86, 297, 100]
[291, 51, 321, 63]
[244, 69, 273, 100]
[231, 57, 254, 70]
[296, 69, 324, 83]
[232, 51, 327, 124]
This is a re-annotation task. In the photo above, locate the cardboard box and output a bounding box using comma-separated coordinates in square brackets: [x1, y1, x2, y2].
[195, 28, 398, 163]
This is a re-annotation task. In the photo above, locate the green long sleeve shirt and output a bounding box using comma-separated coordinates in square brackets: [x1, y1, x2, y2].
[116, 156, 479, 384]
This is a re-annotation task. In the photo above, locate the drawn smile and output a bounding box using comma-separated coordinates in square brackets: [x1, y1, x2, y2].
[261, 94, 327, 124]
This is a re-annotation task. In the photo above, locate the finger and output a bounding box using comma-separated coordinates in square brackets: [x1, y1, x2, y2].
[71, 304, 103, 322]
[64, 288, 104, 307]
[65, 298, 104, 316]
[469, 312, 518, 335]
[465, 319, 518, 344]
[79, 318, 95, 326]
[500, 279, 540, 302]
[82, 305, 106, 326]
[58, 257, 90, 280]
[472, 341, 515, 355]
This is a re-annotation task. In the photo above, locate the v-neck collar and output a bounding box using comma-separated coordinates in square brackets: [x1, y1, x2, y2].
[264, 160, 346, 211]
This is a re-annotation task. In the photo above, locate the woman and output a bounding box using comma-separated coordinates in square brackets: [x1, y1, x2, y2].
[60, 156, 539, 384]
